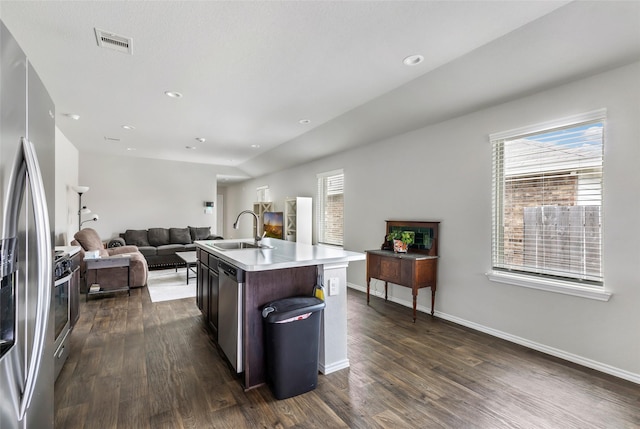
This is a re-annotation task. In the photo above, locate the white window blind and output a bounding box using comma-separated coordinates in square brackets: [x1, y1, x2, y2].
[317, 170, 344, 246]
[491, 110, 605, 285]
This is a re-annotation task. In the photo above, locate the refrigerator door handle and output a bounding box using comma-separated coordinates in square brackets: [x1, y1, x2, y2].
[17, 137, 52, 420]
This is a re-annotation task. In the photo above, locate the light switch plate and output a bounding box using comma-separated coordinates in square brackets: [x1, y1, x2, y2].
[329, 277, 339, 295]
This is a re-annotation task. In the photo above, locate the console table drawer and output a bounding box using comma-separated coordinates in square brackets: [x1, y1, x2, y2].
[368, 253, 411, 284]
[379, 257, 401, 282]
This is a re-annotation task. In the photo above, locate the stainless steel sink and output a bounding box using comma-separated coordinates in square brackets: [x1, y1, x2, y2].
[213, 241, 258, 250]
[210, 241, 273, 251]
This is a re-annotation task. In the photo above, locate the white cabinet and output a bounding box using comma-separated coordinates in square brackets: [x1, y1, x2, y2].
[284, 197, 312, 244]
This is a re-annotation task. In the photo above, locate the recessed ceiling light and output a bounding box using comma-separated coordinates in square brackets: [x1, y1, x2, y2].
[126, 147, 136, 151]
[104, 136, 120, 142]
[122, 125, 135, 130]
[251, 144, 260, 148]
[63, 113, 80, 120]
[164, 91, 183, 98]
[403, 54, 424, 66]
[299, 119, 311, 124]
[195, 137, 206, 143]
[185, 146, 196, 150]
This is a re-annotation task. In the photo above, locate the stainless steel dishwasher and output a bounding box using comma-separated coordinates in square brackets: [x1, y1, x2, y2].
[218, 261, 244, 373]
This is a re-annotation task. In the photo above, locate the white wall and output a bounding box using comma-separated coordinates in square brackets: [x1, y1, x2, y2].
[54, 127, 79, 245]
[225, 61, 640, 381]
[223, 170, 318, 240]
[78, 152, 219, 240]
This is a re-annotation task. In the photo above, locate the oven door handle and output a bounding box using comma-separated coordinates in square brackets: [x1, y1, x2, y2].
[54, 272, 73, 286]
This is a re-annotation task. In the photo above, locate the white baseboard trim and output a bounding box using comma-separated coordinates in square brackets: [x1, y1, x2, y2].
[319, 358, 350, 375]
[347, 282, 639, 384]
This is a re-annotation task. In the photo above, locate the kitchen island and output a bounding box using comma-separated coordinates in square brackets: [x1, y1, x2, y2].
[194, 238, 364, 390]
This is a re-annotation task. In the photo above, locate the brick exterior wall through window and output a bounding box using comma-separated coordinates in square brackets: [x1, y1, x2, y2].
[323, 193, 344, 246]
[503, 172, 578, 266]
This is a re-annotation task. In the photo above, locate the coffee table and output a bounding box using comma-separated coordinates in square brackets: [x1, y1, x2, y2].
[176, 251, 197, 284]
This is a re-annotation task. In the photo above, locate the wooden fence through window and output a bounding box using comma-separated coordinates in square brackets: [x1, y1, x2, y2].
[522, 205, 601, 279]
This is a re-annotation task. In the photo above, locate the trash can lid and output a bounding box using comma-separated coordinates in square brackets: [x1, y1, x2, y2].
[262, 296, 325, 322]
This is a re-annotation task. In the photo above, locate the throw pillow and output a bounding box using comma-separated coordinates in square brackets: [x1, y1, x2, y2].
[124, 229, 150, 247]
[169, 227, 192, 244]
[189, 226, 211, 241]
[148, 228, 170, 246]
[107, 238, 125, 248]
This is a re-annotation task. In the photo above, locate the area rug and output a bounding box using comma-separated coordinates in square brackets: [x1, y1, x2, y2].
[147, 268, 196, 303]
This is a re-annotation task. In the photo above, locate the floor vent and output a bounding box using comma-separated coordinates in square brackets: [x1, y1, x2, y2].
[94, 28, 133, 55]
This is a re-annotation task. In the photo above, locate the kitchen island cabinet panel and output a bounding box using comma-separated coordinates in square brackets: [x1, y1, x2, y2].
[196, 261, 204, 312]
[196, 262, 209, 318]
[196, 249, 220, 339]
[196, 249, 205, 313]
[208, 267, 219, 338]
[243, 266, 317, 390]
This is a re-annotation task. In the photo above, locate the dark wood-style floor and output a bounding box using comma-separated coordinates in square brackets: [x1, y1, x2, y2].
[54, 285, 640, 428]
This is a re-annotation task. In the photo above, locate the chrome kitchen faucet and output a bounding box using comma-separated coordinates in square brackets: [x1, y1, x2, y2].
[232, 210, 265, 245]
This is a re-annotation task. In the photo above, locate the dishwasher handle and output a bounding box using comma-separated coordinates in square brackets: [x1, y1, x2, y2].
[218, 261, 235, 275]
[218, 261, 244, 283]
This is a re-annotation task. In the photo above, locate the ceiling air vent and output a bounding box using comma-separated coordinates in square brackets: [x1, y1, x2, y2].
[94, 28, 133, 54]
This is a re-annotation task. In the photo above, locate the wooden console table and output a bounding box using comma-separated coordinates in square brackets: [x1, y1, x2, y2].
[366, 220, 439, 322]
[84, 255, 131, 301]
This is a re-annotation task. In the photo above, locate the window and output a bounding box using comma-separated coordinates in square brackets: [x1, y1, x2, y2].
[256, 185, 270, 202]
[491, 110, 605, 288]
[317, 169, 344, 246]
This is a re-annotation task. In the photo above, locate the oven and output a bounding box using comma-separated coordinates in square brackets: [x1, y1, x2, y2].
[53, 251, 75, 379]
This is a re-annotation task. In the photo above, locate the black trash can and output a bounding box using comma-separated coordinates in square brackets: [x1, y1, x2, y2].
[262, 296, 326, 400]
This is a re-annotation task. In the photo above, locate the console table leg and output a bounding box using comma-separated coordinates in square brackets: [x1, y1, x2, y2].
[431, 289, 436, 316]
[366, 278, 370, 304]
[384, 282, 388, 301]
[412, 293, 417, 323]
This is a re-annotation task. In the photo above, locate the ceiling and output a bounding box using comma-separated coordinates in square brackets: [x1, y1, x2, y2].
[1, 1, 639, 183]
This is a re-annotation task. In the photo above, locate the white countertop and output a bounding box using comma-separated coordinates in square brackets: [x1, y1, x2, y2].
[195, 238, 365, 271]
[55, 245, 81, 257]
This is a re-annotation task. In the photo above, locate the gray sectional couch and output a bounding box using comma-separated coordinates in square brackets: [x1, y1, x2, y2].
[109, 226, 222, 269]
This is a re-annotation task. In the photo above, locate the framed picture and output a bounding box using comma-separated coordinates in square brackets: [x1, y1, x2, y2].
[263, 212, 284, 239]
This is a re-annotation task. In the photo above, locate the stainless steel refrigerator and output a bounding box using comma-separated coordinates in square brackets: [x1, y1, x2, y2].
[1, 21, 56, 429]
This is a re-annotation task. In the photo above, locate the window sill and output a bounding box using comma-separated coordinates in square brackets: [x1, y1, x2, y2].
[486, 271, 611, 301]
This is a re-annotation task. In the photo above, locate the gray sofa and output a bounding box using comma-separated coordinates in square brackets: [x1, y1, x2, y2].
[109, 226, 222, 269]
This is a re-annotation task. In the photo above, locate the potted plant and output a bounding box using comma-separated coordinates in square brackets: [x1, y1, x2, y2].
[386, 230, 414, 253]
